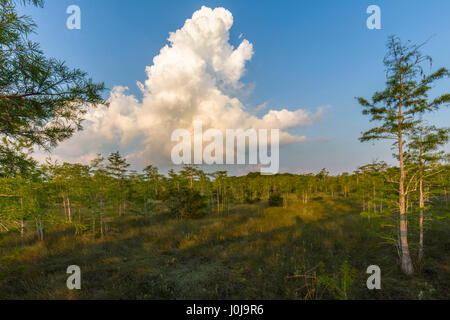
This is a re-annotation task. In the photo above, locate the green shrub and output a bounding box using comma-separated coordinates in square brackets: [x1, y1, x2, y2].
[165, 188, 207, 219]
[268, 193, 283, 207]
[318, 261, 356, 300]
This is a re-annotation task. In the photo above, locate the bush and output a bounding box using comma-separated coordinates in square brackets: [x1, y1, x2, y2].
[268, 193, 283, 207]
[165, 188, 207, 219]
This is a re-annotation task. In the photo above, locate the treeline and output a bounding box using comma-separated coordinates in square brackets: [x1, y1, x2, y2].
[1, 152, 448, 250]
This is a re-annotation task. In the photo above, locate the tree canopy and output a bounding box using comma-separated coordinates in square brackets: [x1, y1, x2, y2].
[0, 0, 106, 174]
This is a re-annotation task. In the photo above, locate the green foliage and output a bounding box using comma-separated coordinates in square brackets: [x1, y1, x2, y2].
[164, 186, 207, 219]
[0, 0, 106, 170]
[357, 36, 449, 144]
[317, 261, 356, 300]
[0, 247, 26, 284]
[268, 193, 283, 207]
[1, 151, 448, 240]
[417, 282, 436, 300]
[73, 221, 88, 235]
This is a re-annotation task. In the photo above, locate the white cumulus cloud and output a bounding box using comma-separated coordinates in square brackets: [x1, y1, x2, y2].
[38, 6, 323, 169]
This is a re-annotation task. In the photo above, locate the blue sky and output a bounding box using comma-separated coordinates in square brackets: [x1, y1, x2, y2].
[20, 0, 450, 174]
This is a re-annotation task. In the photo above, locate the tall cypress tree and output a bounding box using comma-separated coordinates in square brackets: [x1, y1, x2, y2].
[356, 36, 450, 275]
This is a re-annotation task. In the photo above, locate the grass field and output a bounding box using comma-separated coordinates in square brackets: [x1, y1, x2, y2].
[0, 195, 449, 299]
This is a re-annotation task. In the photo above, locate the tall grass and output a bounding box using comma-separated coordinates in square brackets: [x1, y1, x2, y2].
[0, 195, 448, 299]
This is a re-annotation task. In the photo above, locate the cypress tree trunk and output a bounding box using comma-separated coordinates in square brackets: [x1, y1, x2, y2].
[67, 197, 72, 222]
[398, 98, 414, 275]
[418, 177, 424, 264]
[36, 219, 44, 241]
[63, 196, 67, 220]
[20, 197, 24, 238]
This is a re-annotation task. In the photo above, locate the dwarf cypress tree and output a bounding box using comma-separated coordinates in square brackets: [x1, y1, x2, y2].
[407, 124, 449, 264]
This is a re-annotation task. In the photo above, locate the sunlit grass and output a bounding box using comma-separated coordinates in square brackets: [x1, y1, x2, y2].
[0, 195, 449, 299]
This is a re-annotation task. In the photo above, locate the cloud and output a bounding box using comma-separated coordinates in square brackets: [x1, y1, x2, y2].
[38, 6, 323, 169]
